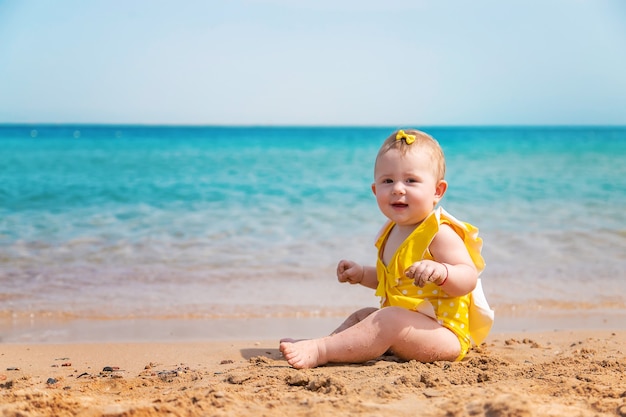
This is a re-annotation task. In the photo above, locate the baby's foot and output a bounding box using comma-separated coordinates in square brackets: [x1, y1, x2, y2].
[279, 339, 326, 369]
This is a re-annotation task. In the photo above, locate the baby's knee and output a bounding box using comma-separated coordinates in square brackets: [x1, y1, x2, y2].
[354, 307, 378, 320]
[376, 306, 405, 319]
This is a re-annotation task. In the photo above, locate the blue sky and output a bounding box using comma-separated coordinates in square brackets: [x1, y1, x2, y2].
[1, 0, 625, 126]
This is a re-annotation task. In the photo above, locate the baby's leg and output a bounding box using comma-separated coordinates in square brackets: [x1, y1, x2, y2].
[279, 307, 377, 368]
[279, 306, 460, 369]
[331, 307, 378, 334]
[279, 307, 377, 347]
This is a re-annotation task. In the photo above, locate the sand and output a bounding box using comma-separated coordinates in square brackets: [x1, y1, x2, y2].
[1, 329, 626, 417]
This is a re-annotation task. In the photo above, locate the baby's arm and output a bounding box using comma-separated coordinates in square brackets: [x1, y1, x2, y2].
[337, 260, 378, 289]
[405, 224, 478, 297]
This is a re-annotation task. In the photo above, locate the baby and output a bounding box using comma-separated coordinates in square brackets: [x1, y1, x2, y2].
[280, 129, 493, 369]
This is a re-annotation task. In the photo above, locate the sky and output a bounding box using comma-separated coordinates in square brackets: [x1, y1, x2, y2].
[0, 0, 625, 126]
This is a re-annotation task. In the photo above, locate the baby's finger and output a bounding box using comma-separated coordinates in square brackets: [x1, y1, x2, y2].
[416, 269, 434, 287]
[337, 261, 349, 276]
[412, 272, 424, 287]
[404, 262, 420, 278]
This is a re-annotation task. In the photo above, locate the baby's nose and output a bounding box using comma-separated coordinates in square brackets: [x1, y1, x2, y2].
[392, 182, 406, 194]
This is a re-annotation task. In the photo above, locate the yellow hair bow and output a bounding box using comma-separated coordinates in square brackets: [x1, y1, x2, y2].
[395, 130, 415, 145]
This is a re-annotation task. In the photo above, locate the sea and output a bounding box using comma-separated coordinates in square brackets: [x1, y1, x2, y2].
[1, 125, 625, 342]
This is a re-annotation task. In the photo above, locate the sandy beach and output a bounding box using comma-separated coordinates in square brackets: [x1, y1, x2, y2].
[2, 327, 625, 417]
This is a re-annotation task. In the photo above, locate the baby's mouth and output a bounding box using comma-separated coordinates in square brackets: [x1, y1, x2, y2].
[392, 203, 408, 208]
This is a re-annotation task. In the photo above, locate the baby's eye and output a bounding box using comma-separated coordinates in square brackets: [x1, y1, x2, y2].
[406, 178, 419, 183]
[382, 179, 393, 184]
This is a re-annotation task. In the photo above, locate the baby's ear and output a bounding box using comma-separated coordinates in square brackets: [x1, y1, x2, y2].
[434, 180, 448, 200]
[371, 183, 377, 195]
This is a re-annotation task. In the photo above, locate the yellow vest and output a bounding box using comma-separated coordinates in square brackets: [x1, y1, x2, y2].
[374, 207, 494, 345]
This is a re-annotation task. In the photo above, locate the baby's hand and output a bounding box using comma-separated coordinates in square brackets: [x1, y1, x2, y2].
[404, 260, 448, 287]
[337, 260, 364, 284]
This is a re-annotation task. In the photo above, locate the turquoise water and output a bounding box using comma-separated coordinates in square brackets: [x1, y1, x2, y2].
[1, 125, 625, 326]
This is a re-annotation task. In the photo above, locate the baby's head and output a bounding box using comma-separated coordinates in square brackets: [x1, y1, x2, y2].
[375, 129, 446, 182]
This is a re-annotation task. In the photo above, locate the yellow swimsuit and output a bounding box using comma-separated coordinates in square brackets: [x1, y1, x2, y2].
[374, 207, 494, 360]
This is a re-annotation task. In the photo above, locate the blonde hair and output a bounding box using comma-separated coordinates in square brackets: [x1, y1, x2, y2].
[375, 129, 446, 181]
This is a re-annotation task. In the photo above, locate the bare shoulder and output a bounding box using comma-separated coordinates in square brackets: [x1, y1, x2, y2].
[432, 223, 463, 245]
[430, 223, 470, 262]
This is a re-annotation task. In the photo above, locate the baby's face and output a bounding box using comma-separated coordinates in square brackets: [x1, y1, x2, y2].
[372, 147, 445, 227]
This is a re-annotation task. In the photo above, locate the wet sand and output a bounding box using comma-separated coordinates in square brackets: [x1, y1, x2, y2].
[3, 307, 626, 344]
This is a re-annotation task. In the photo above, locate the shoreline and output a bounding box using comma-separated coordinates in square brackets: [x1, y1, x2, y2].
[2, 309, 626, 344]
